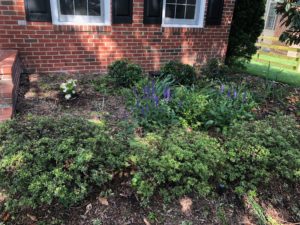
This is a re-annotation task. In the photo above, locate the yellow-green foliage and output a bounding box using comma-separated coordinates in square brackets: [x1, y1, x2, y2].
[0, 116, 125, 211]
[129, 128, 225, 202]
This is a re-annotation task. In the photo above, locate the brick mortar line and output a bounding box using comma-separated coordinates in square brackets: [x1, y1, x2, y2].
[0, 104, 12, 108]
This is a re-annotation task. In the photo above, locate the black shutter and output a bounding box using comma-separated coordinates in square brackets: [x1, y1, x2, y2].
[25, 0, 52, 22]
[113, 0, 133, 24]
[206, 0, 224, 26]
[144, 0, 162, 24]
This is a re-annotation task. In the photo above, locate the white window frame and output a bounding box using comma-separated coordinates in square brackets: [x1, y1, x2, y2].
[50, 0, 111, 26]
[265, 1, 277, 30]
[162, 0, 206, 28]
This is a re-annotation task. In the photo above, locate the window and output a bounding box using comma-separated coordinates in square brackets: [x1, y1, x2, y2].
[265, 2, 277, 30]
[50, 0, 111, 25]
[162, 0, 205, 27]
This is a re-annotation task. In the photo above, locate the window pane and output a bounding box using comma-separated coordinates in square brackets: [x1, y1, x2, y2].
[265, 2, 277, 29]
[89, 0, 101, 16]
[176, 5, 185, 19]
[60, 0, 74, 15]
[74, 0, 87, 15]
[165, 0, 197, 20]
[166, 4, 175, 18]
[186, 5, 195, 19]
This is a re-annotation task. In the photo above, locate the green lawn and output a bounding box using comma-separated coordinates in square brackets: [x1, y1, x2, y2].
[245, 61, 300, 87]
[255, 54, 298, 66]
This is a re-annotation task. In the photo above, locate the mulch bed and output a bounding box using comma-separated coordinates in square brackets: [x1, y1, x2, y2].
[1, 72, 299, 225]
[16, 73, 129, 123]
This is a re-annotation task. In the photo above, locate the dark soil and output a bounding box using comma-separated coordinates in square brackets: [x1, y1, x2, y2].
[16, 73, 129, 124]
[1, 73, 299, 225]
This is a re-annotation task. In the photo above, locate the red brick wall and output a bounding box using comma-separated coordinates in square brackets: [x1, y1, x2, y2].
[274, 15, 286, 38]
[0, 50, 22, 121]
[0, 0, 235, 73]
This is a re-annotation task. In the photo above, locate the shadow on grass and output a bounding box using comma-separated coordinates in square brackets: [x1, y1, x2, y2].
[245, 61, 300, 87]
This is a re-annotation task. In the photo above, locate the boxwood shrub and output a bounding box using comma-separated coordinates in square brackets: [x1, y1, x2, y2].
[161, 61, 196, 85]
[108, 59, 142, 87]
[0, 116, 125, 211]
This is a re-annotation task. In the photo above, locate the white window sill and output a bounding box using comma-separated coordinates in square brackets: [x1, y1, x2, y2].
[162, 23, 204, 28]
[52, 21, 111, 26]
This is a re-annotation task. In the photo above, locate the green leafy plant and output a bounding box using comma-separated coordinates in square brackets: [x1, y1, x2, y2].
[60, 79, 77, 100]
[92, 218, 103, 225]
[276, 0, 300, 45]
[108, 59, 142, 87]
[203, 84, 256, 130]
[216, 205, 229, 225]
[201, 59, 229, 80]
[224, 140, 270, 194]
[171, 86, 208, 129]
[129, 129, 225, 203]
[161, 61, 196, 85]
[130, 78, 178, 130]
[226, 115, 300, 182]
[181, 221, 193, 225]
[247, 192, 268, 225]
[91, 76, 115, 95]
[0, 116, 125, 211]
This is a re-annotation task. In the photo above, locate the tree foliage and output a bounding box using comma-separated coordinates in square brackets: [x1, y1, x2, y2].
[225, 0, 266, 66]
[276, 0, 300, 45]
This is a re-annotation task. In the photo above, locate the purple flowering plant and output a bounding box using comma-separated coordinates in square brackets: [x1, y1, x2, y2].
[130, 78, 178, 129]
[203, 83, 257, 129]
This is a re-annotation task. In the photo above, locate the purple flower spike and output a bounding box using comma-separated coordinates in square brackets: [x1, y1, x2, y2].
[220, 84, 225, 94]
[143, 85, 150, 97]
[166, 88, 171, 101]
[233, 90, 237, 99]
[153, 95, 159, 107]
[163, 87, 167, 99]
[163, 87, 171, 101]
[227, 90, 231, 98]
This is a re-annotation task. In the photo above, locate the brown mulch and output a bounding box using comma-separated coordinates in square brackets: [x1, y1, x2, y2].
[16, 73, 129, 123]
